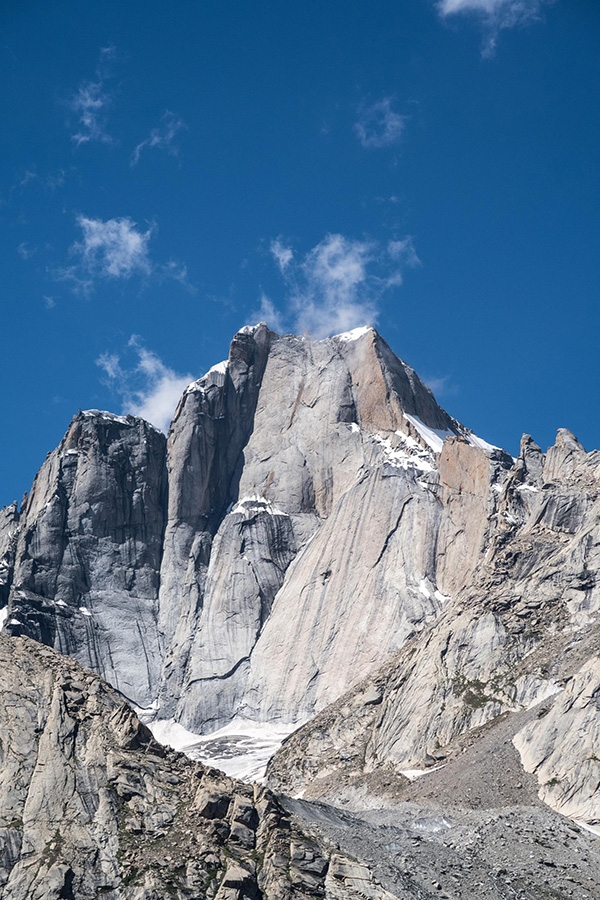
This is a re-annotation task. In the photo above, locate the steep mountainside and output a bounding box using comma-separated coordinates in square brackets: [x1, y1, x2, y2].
[2, 323, 600, 851]
[1, 324, 506, 734]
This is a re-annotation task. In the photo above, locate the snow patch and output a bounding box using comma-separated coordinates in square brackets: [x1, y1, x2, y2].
[0, 607, 8, 632]
[333, 325, 373, 343]
[419, 579, 450, 605]
[400, 764, 446, 782]
[82, 409, 162, 435]
[82, 409, 132, 426]
[56, 599, 68, 607]
[208, 360, 228, 376]
[371, 431, 434, 473]
[79, 607, 92, 617]
[187, 359, 229, 394]
[8, 619, 21, 626]
[467, 432, 499, 452]
[147, 717, 299, 783]
[232, 494, 287, 518]
[419, 580, 432, 599]
[404, 413, 454, 454]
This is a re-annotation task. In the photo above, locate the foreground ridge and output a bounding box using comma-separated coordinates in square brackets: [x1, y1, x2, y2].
[1, 635, 599, 899]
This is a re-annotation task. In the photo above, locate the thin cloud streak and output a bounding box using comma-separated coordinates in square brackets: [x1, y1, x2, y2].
[97, 337, 193, 433]
[131, 111, 187, 166]
[68, 46, 117, 146]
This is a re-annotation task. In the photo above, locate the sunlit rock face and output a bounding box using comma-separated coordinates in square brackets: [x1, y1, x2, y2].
[0, 323, 511, 732]
[155, 323, 503, 733]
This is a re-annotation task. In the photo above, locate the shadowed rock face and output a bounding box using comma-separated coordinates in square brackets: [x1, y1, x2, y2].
[2, 412, 167, 707]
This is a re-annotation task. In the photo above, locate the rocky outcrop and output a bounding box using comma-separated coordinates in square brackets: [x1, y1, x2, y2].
[4, 635, 600, 900]
[2, 411, 167, 707]
[513, 655, 600, 824]
[0, 634, 413, 900]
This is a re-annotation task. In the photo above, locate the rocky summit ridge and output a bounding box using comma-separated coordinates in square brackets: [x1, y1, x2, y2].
[1, 323, 600, 899]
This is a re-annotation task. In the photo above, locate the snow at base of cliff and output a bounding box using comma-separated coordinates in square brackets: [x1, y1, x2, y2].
[147, 717, 299, 782]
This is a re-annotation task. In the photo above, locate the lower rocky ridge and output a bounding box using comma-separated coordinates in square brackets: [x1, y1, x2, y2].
[2, 637, 600, 900]
[0, 636, 434, 900]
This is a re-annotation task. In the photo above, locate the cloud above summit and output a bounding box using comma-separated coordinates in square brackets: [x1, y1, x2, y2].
[56, 215, 193, 294]
[75, 215, 154, 278]
[262, 233, 420, 339]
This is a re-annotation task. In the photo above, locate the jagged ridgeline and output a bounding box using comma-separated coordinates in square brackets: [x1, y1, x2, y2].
[2, 322, 600, 839]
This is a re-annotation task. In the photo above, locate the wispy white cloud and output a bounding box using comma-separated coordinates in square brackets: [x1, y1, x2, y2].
[354, 98, 406, 149]
[270, 238, 293, 273]
[160, 259, 197, 293]
[263, 232, 420, 338]
[437, 0, 551, 57]
[74, 215, 153, 278]
[96, 336, 193, 433]
[68, 46, 117, 146]
[131, 111, 187, 166]
[57, 214, 191, 295]
[17, 242, 36, 260]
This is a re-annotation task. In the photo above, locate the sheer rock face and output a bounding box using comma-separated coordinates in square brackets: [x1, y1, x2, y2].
[265, 429, 600, 828]
[158, 326, 491, 732]
[513, 656, 600, 823]
[0, 324, 512, 734]
[2, 323, 600, 837]
[2, 412, 167, 708]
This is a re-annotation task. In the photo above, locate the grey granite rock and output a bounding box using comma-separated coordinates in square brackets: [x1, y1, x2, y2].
[2, 411, 167, 707]
[265, 426, 600, 830]
[0, 634, 399, 900]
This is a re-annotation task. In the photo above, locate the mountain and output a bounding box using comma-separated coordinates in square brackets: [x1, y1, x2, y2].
[1, 323, 505, 730]
[1, 324, 600, 899]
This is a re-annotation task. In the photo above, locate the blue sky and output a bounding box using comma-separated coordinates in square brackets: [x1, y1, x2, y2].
[1, 0, 599, 504]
